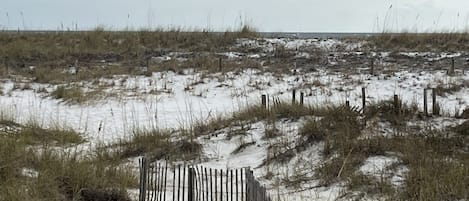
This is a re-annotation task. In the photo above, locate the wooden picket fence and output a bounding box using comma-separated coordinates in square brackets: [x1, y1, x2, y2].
[139, 158, 271, 201]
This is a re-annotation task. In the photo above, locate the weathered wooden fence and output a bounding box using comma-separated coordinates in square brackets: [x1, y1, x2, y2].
[139, 158, 271, 201]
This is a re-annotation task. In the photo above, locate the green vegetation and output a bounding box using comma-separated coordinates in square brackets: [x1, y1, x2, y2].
[51, 85, 85, 103]
[0, 26, 259, 84]
[104, 128, 202, 162]
[0, 118, 135, 201]
[279, 98, 469, 200]
[368, 32, 469, 52]
[50, 85, 104, 103]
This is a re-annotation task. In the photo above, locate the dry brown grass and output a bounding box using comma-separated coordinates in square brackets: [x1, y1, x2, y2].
[0, 118, 135, 201]
[368, 32, 469, 52]
[0, 27, 258, 84]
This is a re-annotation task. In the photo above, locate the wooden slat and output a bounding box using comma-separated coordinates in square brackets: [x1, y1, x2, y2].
[139, 158, 144, 201]
[225, 169, 228, 201]
[149, 163, 154, 201]
[163, 162, 168, 201]
[240, 169, 243, 201]
[205, 167, 209, 201]
[153, 163, 157, 201]
[220, 169, 223, 201]
[213, 169, 217, 201]
[183, 165, 186, 201]
[178, 165, 181, 201]
[230, 170, 233, 201]
[172, 164, 176, 201]
[138, 158, 274, 201]
[236, 169, 238, 201]
[158, 164, 164, 201]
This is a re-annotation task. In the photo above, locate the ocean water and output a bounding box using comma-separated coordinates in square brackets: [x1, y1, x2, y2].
[259, 32, 376, 39]
[1, 29, 377, 39]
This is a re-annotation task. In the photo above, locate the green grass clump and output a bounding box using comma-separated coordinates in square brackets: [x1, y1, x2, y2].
[109, 129, 202, 161]
[298, 106, 362, 154]
[396, 135, 469, 200]
[25, 149, 135, 201]
[18, 124, 85, 146]
[316, 154, 366, 187]
[368, 32, 469, 52]
[232, 102, 315, 123]
[0, 118, 135, 201]
[0, 119, 85, 146]
[51, 85, 85, 103]
[453, 120, 469, 136]
[402, 157, 468, 201]
[299, 118, 324, 143]
[434, 83, 463, 97]
[365, 98, 419, 127]
[0, 27, 257, 74]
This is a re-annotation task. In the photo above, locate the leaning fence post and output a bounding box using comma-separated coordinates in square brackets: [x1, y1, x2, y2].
[432, 88, 438, 115]
[300, 92, 304, 106]
[361, 87, 366, 113]
[423, 88, 428, 116]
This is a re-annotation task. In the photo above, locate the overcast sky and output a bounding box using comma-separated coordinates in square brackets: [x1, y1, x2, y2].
[1, 0, 469, 32]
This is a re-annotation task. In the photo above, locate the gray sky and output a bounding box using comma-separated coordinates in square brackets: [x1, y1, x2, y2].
[1, 0, 469, 32]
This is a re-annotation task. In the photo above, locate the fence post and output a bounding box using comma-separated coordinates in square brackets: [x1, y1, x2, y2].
[362, 87, 366, 113]
[432, 88, 438, 115]
[300, 92, 304, 106]
[139, 157, 148, 201]
[370, 57, 374, 75]
[219, 58, 223, 72]
[188, 167, 194, 201]
[449, 57, 455, 75]
[292, 89, 296, 104]
[423, 89, 428, 116]
[261, 95, 267, 109]
[146, 57, 150, 72]
[394, 95, 400, 115]
[4, 57, 9, 76]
